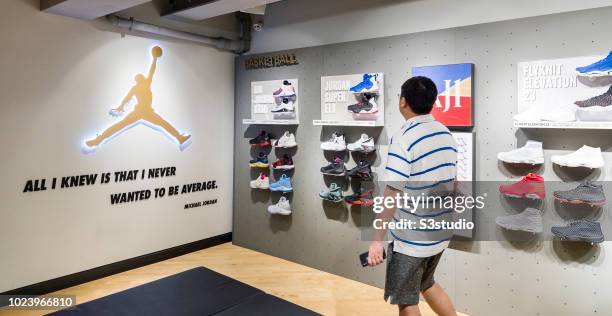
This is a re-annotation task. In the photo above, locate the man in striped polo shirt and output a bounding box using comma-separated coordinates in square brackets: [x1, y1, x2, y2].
[368, 76, 458, 316]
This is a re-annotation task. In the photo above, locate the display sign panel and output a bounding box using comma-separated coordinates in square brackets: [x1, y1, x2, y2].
[451, 131, 474, 239]
[516, 53, 612, 129]
[452, 132, 474, 182]
[412, 63, 474, 127]
[244, 79, 299, 125]
[314, 73, 385, 126]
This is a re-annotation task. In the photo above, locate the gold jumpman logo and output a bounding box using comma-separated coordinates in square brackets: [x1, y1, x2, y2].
[84, 46, 191, 153]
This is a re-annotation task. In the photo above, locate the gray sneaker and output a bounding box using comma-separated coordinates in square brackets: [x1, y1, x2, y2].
[321, 157, 346, 176]
[495, 208, 543, 233]
[551, 220, 604, 243]
[554, 181, 606, 206]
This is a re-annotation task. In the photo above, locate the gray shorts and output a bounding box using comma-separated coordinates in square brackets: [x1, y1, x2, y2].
[384, 242, 444, 306]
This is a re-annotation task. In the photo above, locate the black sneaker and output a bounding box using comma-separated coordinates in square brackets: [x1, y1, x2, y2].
[249, 131, 272, 147]
[321, 156, 345, 176]
[249, 152, 269, 168]
[347, 94, 378, 114]
[347, 160, 372, 179]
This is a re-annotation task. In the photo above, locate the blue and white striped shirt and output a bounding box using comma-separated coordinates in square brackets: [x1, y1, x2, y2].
[385, 114, 457, 257]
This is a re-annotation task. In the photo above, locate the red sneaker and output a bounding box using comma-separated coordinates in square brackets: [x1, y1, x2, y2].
[272, 154, 295, 170]
[345, 190, 374, 206]
[499, 173, 545, 199]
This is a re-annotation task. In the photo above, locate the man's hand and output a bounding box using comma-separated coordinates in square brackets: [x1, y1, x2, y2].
[367, 241, 385, 267]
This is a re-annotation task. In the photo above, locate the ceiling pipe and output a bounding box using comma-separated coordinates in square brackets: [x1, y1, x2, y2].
[105, 15, 249, 54]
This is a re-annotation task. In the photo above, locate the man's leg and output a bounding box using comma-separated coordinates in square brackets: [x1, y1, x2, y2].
[422, 283, 457, 316]
[142, 111, 190, 144]
[86, 113, 140, 147]
[398, 304, 422, 316]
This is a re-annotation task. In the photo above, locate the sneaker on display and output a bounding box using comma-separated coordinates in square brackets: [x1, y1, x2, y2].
[321, 156, 346, 176]
[347, 95, 379, 114]
[268, 197, 292, 215]
[551, 145, 605, 168]
[249, 152, 269, 168]
[575, 86, 612, 108]
[273, 154, 295, 170]
[499, 173, 546, 199]
[272, 80, 296, 97]
[347, 134, 376, 153]
[321, 132, 347, 151]
[271, 98, 295, 113]
[249, 131, 272, 147]
[513, 107, 544, 122]
[350, 73, 379, 94]
[541, 106, 576, 122]
[345, 188, 374, 206]
[554, 181, 606, 206]
[576, 105, 612, 121]
[551, 220, 604, 243]
[495, 207, 543, 233]
[576, 51, 612, 75]
[274, 131, 297, 148]
[347, 160, 372, 179]
[319, 183, 344, 202]
[269, 174, 293, 192]
[497, 140, 544, 164]
[250, 172, 270, 189]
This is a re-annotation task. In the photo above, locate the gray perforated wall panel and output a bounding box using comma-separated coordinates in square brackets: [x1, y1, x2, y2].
[234, 7, 612, 315]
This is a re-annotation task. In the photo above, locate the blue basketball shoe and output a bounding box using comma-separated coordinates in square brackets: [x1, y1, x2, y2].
[576, 51, 612, 75]
[350, 73, 379, 93]
[270, 174, 293, 192]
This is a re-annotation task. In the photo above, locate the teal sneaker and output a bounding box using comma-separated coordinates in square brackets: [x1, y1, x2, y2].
[319, 183, 343, 202]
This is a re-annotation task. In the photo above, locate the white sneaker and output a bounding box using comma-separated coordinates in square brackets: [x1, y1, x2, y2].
[274, 131, 297, 148]
[271, 99, 295, 113]
[513, 107, 544, 122]
[497, 140, 544, 164]
[541, 106, 576, 122]
[273, 81, 296, 97]
[321, 132, 346, 151]
[268, 197, 292, 215]
[576, 106, 612, 121]
[249, 173, 269, 189]
[551, 145, 605, 168]
[347, 134, 375, 152]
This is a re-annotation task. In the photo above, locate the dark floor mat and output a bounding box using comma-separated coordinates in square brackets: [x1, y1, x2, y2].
[214, 293, 320, 316]
[48, 266, 318, 316]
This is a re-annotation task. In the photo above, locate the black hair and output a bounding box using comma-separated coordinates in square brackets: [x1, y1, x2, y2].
[400, 76, 438, 114]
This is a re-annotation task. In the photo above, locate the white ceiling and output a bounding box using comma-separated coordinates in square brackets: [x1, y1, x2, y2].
[41, 0, 151, 20]
[172, 0, 283, 21]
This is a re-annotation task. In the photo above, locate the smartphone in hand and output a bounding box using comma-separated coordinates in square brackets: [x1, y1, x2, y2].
[359, 248, 386, 267]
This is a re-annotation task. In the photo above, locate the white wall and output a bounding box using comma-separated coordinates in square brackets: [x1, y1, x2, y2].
[0, 0, 235, 292]
[252, 0, 612, 53]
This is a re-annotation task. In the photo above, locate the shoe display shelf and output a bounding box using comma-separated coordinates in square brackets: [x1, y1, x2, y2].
[514, 121, 612, 129]
[243, 119, 299, 125]
[312, 119, 383, 127]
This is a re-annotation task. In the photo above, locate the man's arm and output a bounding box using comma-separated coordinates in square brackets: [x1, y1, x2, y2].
[368, 185, 402, 266]
[147, 58, 158, 84]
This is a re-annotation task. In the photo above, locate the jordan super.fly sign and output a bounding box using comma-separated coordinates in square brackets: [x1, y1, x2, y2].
[412, 63, 474, 127]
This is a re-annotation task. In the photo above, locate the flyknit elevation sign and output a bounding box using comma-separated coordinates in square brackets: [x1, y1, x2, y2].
[412, 63, 474, 127]
[245, 53, 299, 70]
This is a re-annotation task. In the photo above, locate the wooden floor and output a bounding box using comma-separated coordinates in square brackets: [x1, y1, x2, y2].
[1, 243, 467, 316]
